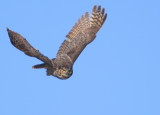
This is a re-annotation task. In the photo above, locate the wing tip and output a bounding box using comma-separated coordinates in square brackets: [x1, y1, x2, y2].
[6, 27, 12, 33]
[104, 13, 107, 21]
[66, 5, 107, 39]
[6, 27, 9, 31]
[93, 5, 97, 12]
[91, 5, 107, 24]
[6, 28, 18, 37]
[92, 5, 107, 14]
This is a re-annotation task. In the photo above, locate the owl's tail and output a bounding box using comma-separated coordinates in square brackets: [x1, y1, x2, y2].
[32, 63, 54, 76]
[32, 63, 47, 69]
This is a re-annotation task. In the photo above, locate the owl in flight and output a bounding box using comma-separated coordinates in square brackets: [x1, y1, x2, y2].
[7, 5, 107, 79]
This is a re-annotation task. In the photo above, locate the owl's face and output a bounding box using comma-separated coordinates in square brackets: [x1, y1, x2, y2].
[53, 67, 73, 80]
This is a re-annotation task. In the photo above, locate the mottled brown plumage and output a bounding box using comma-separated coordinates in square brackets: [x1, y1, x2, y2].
[7, 5, 107, 79]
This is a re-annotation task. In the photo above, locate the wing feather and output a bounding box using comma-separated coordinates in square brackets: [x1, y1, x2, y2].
[7, 28, 53, 66]
[56, 5, 107, 63]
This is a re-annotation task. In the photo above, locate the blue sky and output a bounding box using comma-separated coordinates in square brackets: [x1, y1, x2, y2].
[0, 0, 160, 115]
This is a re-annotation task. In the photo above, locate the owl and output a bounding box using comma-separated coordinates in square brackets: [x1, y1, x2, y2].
[7, 5, 107, 79]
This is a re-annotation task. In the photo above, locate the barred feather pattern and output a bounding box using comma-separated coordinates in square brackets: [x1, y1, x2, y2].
[66, 12, 90, 40]
[66, 5, 107, 40]
[56, 5, 107, 63]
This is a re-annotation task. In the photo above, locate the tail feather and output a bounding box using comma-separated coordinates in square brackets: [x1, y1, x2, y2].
[32, 63, 47, 69]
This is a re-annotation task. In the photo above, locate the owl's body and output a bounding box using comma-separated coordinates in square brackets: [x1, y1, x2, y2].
[7, 5, 107, 79]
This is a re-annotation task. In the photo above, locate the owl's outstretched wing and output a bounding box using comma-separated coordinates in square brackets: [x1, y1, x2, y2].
[7, 28, 52, 66]
[56, 5, 107, 64]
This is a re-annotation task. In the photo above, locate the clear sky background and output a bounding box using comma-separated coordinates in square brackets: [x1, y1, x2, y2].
[0, 0, 160, 115]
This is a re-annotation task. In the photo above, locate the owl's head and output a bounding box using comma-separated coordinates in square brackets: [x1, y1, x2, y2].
[46, 66, 73, 80]
[53, 67, 73, 79]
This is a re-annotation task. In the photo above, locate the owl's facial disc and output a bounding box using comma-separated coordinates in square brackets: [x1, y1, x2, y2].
[53, 67, 73, 80]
